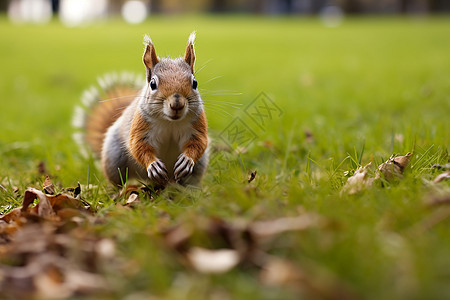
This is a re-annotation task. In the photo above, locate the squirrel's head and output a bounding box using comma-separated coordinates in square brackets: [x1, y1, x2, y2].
[141, 32, 201, 122]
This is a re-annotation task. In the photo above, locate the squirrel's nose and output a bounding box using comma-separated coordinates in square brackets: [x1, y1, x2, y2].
[170, 94, 185, 111]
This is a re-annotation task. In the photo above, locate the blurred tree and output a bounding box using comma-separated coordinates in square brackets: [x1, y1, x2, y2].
[340, 0, 362, 13]
[51, 0, 59, 13]
[210, 0, 227, 12]
[3, 0, 448, 15]
[0, 0, 9, 11]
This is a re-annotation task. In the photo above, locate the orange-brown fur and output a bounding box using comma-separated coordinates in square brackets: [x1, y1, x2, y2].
[183, 111, 208, 162]
[85, 87, 137, 156]
[128, 112, 157, 168]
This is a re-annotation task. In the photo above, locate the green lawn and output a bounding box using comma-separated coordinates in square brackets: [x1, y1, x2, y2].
[0, 15, 449, 299]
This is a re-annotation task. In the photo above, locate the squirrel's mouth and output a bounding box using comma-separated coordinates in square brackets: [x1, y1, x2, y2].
[166, 109, 187, 121]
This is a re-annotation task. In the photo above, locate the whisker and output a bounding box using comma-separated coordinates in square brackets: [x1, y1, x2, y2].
[195, 58, 214, 74]
[202, 99, 243, 105]
[202, 107, 234, 117]
[203, 102, 242, 109]
[200, 75, 223, 85]
[200, 91, 244, 97]
[202, 93, 244, 97]
[202, 102, 243, 110]
[113, 105, 132, 112]
[99, 94, 144, 103]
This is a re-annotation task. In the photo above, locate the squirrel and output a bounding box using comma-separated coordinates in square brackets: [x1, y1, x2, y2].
[73, 32, 209, 187]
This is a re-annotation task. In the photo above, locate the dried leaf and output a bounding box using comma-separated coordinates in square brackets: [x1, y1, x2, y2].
[0, 207, 22, 223]
[433, 171, 450, 183]
[0, 183, 115, 299]
[260, 257, 359, 300]
[248, 170, 257, 183]
[48, 193, 88, 213]
[304, 129, 314, 143]
[22, 188, 55, 218]
[432, 163, 450, 171]
[37, 161, 48, 176]
[74, 183, 82, 199]
[96, 239, 116, 259]
[43, 175, 56, 195]
[7, 223, 54, 256]
[56, 208, 84, 220]
[250, 214, 319, 237]
[63, 269, 110, 295]
[376, 152, 412, 181]
[425, 195, 450, 207]
[34, 263, 70, 299]
[341, 162, 373, 194]
[164, 224, 193, 252]
[187, 247, 240, 274]
[260, 257, 306, 286]
[64, 183, 82, 199]
[124, 193, 141, 208]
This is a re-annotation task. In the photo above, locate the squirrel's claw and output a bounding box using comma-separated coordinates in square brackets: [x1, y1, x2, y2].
[174, 153, 194, 182]
[147, 159, 169, 185]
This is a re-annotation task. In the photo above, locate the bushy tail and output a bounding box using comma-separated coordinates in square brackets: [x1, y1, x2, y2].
[72, 72, 144, 158]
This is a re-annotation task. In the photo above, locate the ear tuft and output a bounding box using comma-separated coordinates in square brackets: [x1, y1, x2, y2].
[187, 31, 196, 46]
[143, 34, 153, 47]
[184, 31, 196, 74]
[143, 34, 159, 81]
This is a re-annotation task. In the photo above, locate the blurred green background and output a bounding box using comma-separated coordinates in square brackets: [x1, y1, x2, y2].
[0, 1, 449, 299]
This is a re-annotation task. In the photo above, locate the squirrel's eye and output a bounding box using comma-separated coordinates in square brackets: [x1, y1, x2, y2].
[192, 79, 198, 90]
[150, 78, 157, 90]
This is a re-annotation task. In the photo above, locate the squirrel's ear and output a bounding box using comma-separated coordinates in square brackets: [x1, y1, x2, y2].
[143, 35, 159, 80]
[184, 32, 196, 74]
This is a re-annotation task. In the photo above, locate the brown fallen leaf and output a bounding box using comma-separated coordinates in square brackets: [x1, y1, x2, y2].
[163, 215, 322, 273]
[433, 171, 450, 183]
[37, 161, 48, 176]
[304, 129, 314, 143]
[22, 188, 55, 218]
[48, 193, 90, 213]
[425, 195, 450, 207]
[63, 183, 82, 199]
[250, 214, 319, 237]
[248, 170, 257, 183]
[0, 207, 22, 224]
[21, 188, 90, 218]
[43, 175, 56, 195]
[432, 163, 450, 171]
[74, 183, 82, 199]
[124, 193, 141, 208]
[163, 224, 193, 253]
[57, 208, 85, 220]
[341, 162, 374, 195]
[376, 152, 412, 181]
[260, 257, 359, 300]
[186, 247, 240, 274]
[95, 238, 116, 259]
[34, 263, 71, 299]
[260, 257, 306, 287]
[0, 181, 118, 300]
[1, 252, 110, 299]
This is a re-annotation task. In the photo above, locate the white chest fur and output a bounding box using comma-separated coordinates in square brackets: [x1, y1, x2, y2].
[147, 119, 193, 175]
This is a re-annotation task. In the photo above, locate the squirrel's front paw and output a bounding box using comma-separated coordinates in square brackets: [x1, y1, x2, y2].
[174, 153, 194, 182]
[147, 160, 169, 185]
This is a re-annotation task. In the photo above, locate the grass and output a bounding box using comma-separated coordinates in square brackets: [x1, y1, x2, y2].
[0, 14, 449, 299]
